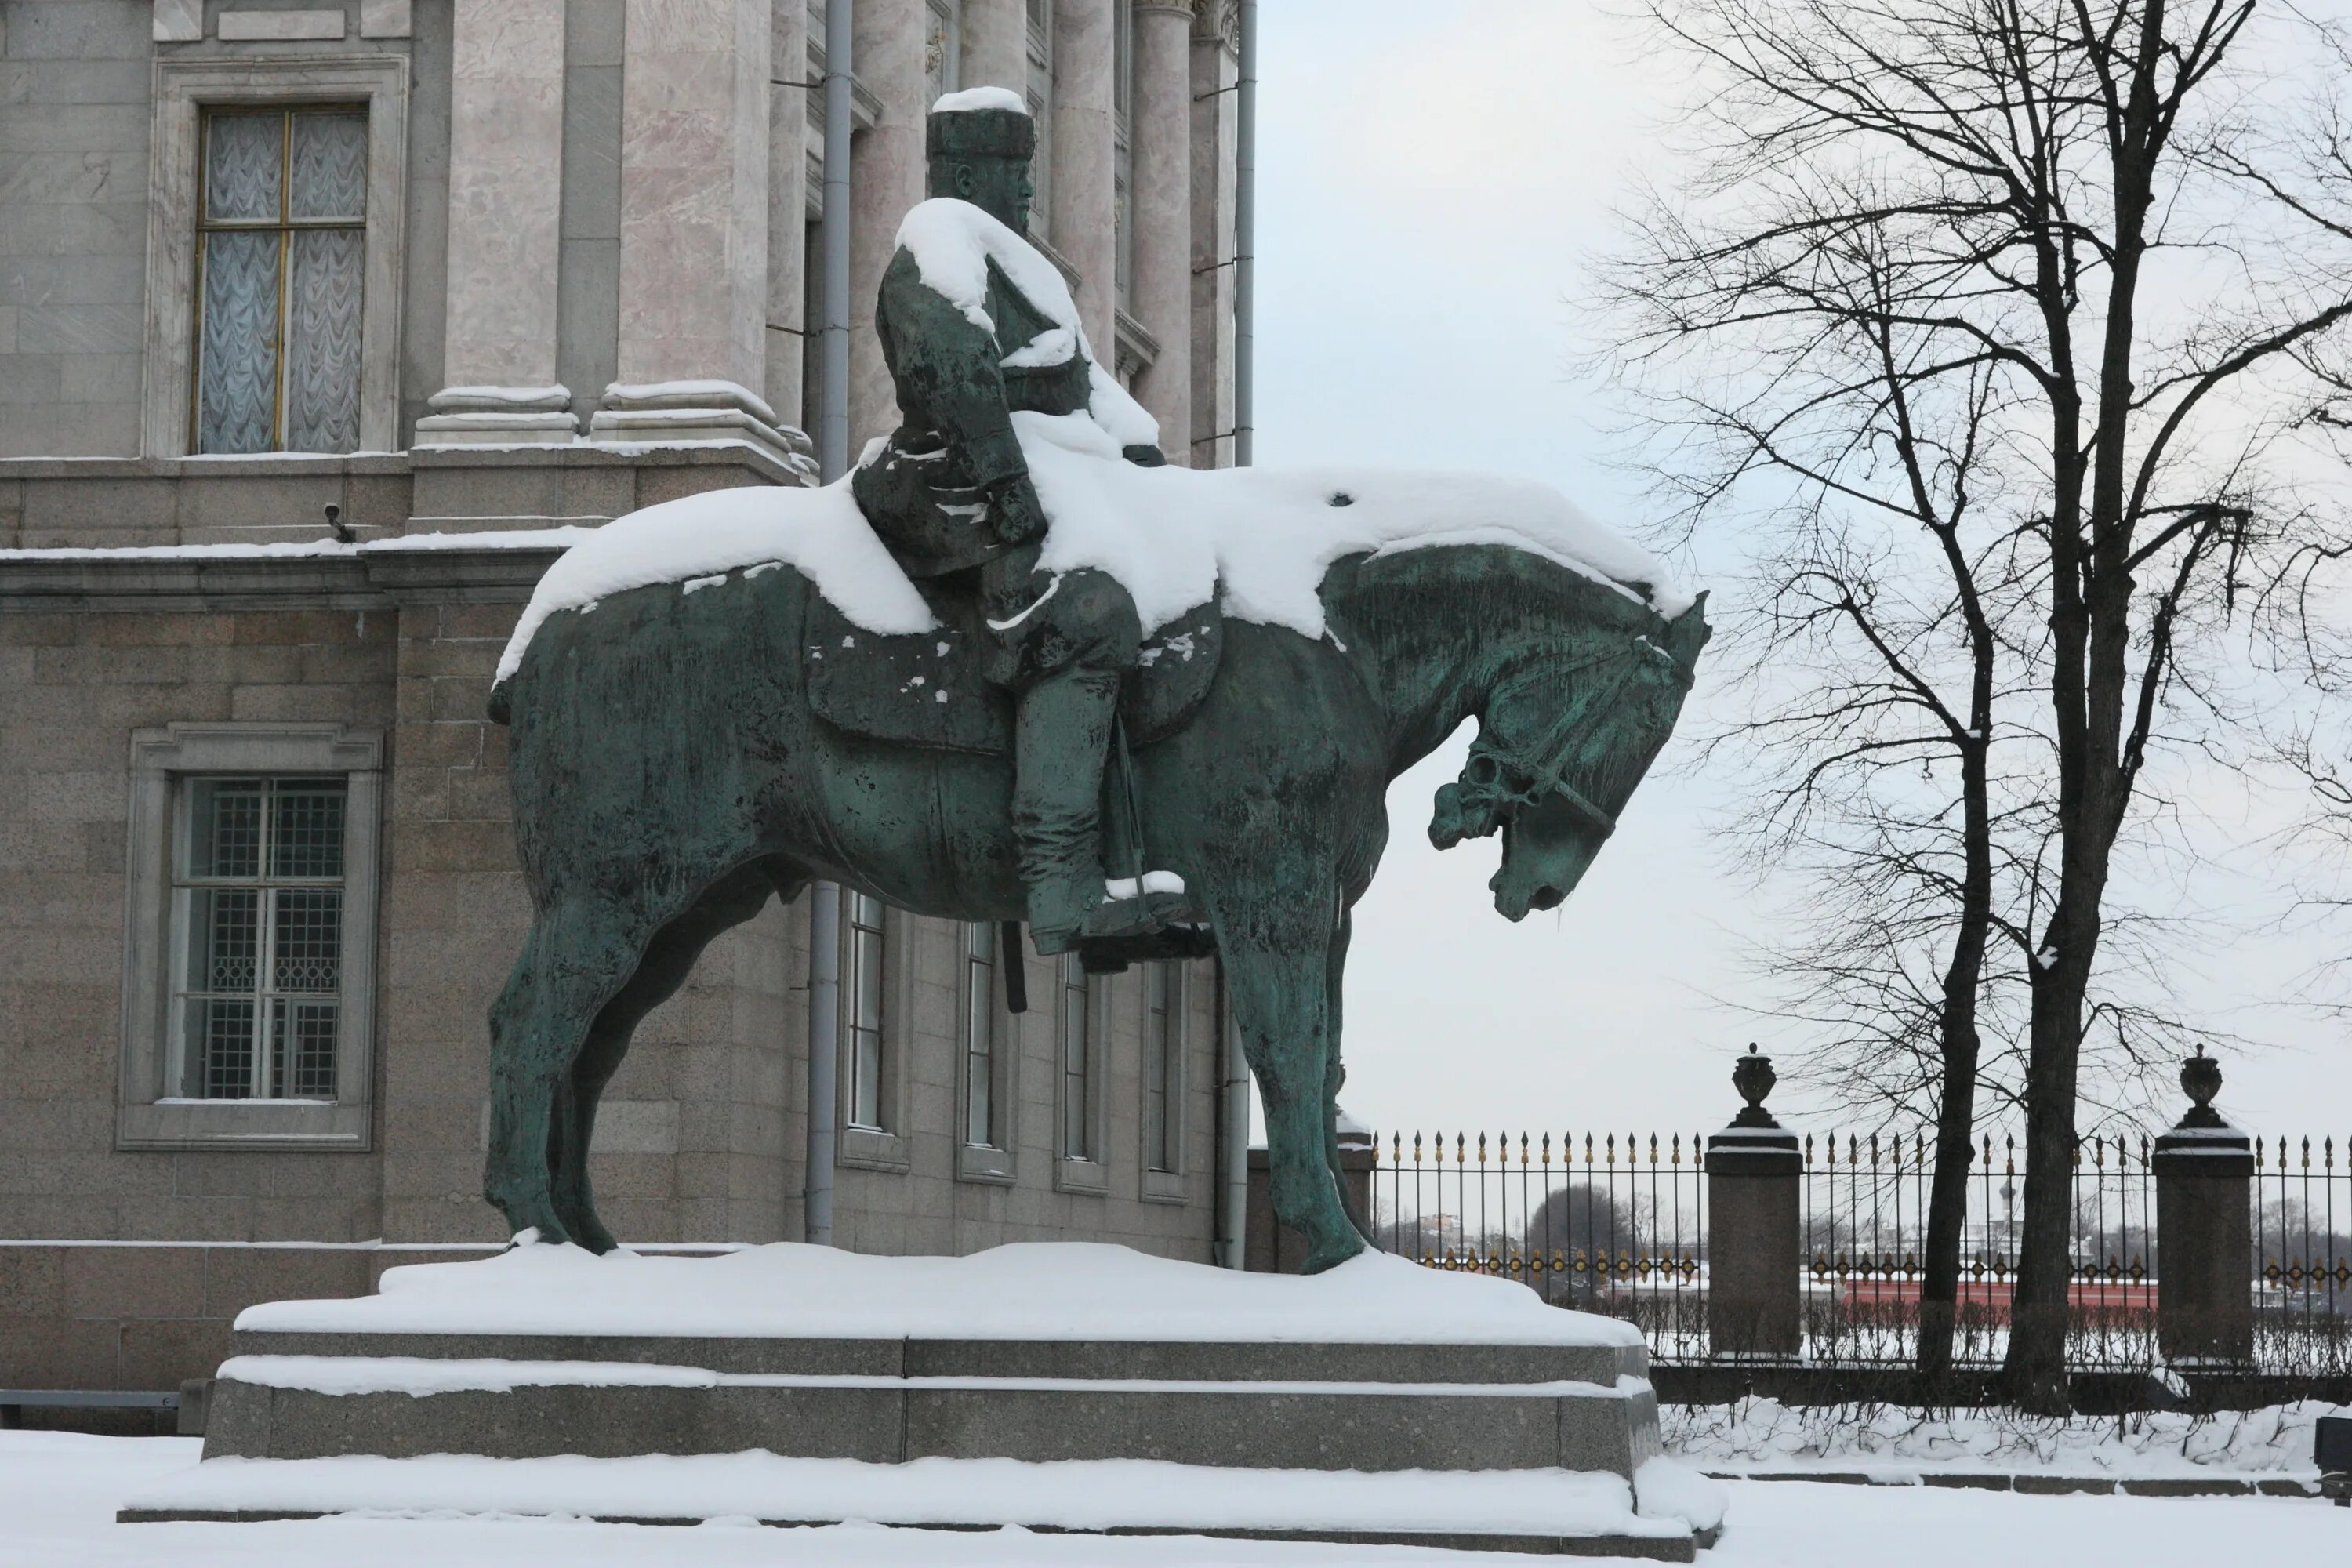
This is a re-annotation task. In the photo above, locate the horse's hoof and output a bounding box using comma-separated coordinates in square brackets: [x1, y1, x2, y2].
[1298, 1231, 1368, 1276]
[559, 1203, 619, 1256]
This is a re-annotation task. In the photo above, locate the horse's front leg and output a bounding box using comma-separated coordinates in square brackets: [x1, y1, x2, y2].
[1225, 930, 1366, 1275]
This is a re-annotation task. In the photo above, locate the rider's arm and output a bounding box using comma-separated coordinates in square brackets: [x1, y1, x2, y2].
[877, 250, 1029, 495]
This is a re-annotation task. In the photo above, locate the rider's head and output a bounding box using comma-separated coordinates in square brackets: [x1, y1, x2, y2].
[926, 88, 1036, 233]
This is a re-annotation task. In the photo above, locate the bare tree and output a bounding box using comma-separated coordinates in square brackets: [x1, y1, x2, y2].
[1602, 0, 2352, 1409]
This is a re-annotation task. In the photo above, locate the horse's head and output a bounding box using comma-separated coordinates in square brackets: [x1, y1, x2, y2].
[1429, 592, 1709, 920]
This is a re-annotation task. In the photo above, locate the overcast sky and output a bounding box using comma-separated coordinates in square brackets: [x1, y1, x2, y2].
[1250, 0, 2352, 1144]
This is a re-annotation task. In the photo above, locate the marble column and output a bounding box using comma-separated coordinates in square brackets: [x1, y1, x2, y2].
[1187, 4, 1237, 468]
[597, 0, 812, 471]
[1129, 4, 1192, 462]
[1050, 0, 1117, 355]
[960, 0, 1029, 96]
[848, 0, 931, 447]
[765, 0, 810, 430]
[416, 1, 576, 445]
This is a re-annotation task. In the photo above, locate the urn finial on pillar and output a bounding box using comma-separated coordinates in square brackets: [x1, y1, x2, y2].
[1705, 1046, 1802, 1359]
[2153, 1044, 2254, 1367]
[1731, 1047, 1779, 1128]
[2179, 1043, 2225, 1127]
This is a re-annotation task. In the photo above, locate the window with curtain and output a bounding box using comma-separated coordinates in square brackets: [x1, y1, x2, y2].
[193, 106, 368, 456]
[1142, 961, 1182, 1173]
[1059, 953, 1094, 1161]
[170, 777, 347, 1101]
[962, 920, 1000, 1147]
[846, 891, 888, 1129]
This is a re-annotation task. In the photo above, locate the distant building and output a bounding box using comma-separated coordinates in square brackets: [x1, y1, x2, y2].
[0, 1, 1246, 1400]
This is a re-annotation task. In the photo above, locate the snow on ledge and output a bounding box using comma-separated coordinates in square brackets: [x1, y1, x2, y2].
[119, 1450, 1689, 1540]
[234, 1240, 1647, 1346]
[0, 528, 597, 564]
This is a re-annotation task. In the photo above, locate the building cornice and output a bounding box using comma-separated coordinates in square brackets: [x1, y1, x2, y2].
[0, 538, 568, 613]
[1189, 1, 1240, 51]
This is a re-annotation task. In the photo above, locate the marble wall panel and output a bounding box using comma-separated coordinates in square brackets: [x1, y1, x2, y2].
[615, 0, 771, 390]
[847, 0, 927, 445]
[442, 0, 568, 389]
[1049, 0, 1115, 353]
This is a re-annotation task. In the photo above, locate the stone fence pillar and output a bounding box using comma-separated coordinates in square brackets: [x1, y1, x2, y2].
[1705, 1051, 1802, 1359]
[2153, 1048, 2254, 1367]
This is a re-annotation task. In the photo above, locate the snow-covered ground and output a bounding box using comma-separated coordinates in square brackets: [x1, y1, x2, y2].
[1668, 1399, 2336, 1482]
[7, 1431, 2348, 1567]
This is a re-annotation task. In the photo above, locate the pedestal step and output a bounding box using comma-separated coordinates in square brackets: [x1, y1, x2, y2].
[201, 1347, 1662, 1475]
[119, 1451, 1724, 1560]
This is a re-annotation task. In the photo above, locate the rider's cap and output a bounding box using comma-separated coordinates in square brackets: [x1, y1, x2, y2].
[927, 85, 1035, 161]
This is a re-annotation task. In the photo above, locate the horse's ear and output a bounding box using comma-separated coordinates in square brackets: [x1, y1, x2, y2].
[1666, 592, 1711, 670]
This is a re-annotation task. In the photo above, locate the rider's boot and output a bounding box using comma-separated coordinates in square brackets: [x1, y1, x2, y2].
[1015, 664, 1183, 956]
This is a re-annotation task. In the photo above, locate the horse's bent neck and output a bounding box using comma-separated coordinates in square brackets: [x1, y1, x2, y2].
[1323, 546, 1584, 781]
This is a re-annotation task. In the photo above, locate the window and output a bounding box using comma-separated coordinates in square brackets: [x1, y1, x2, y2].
[1112, 1, 1133, 312]
[1026, 0, 1053, 234]
[1057, 953, 1102, 1176]
[962, 921, 1000, 1145]
[172, 779, 348, 1100]
[927, 0, 963, 104]
[1142, 960, 1183, 1175]
[846, 891, 888, 1130]
[193, 106, 369, 455]
[143, 56, 408, 458]
[956, 920, 1019, 1184]
[119, 724, 381, 1151]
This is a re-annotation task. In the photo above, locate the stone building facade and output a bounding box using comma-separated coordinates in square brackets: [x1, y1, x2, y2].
[0, 0, 1248, 1397]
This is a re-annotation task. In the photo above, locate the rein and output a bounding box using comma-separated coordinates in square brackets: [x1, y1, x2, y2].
[1430, 633, 1686, 849]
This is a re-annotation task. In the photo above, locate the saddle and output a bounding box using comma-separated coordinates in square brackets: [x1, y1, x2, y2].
[804, 575, 1225, 757]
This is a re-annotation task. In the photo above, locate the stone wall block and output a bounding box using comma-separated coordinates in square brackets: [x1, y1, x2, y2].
[0, 1313, 118, 1388]
[200, 1247, 369, 1319]
[118, 1316, 230, 1393]
[0, 1245, 65, 1316]
[63, 1244, 204, 1320]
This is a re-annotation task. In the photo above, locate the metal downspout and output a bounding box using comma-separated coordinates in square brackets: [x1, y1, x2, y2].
[804, 0, 855, 1247]
[1232, 0, 1257, 467]
[1217, 0, 1259, 1266]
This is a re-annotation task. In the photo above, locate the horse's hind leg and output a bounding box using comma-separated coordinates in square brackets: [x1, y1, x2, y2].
[547, 859, 802, 1251]
[484, 895, 654, 1246]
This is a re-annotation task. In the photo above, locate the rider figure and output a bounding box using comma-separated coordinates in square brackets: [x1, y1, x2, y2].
[855, 89, 1178, 957]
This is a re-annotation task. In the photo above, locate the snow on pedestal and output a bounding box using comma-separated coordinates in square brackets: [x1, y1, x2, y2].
[236, 1239, 1645, 1345]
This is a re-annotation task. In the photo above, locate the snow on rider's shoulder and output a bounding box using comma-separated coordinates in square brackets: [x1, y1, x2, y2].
[893, 198, 1163, 455]
[896, 198, 1068, 334]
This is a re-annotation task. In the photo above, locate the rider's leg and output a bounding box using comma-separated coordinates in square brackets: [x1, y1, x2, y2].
[984, 554, 1171, 954]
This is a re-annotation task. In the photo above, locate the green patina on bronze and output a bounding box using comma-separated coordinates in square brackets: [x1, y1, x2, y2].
[480, 98, 1711, 1272]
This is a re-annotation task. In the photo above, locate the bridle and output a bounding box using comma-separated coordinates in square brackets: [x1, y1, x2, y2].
[1429, 633, 1690, 850]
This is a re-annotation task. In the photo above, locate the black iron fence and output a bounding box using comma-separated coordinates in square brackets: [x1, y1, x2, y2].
[1370, 1124, 2349, 1374]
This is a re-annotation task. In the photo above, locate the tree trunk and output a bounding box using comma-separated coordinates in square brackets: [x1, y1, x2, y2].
[1916, 726, 1993, 1381]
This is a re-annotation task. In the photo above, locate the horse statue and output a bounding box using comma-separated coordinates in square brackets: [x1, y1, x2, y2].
[479, 475, 1708, 1273]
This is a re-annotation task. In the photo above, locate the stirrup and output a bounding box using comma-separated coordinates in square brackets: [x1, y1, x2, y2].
[1030, 880, 1188, 956]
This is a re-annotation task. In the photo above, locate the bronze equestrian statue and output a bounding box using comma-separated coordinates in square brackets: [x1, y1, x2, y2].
[481, 93, 1710, 1274]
